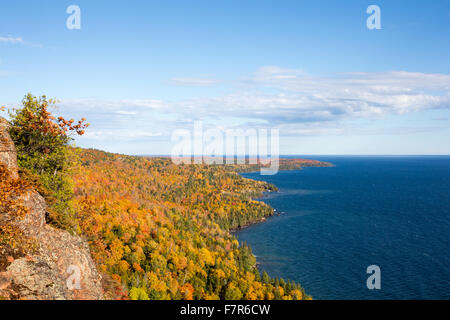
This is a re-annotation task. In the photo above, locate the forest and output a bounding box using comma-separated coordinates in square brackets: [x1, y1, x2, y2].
[0, 94, 330, 300]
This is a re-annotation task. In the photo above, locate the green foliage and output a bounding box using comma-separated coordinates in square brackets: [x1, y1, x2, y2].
[225, 283, 243, 300]
[7, 93, 88, 231]
[129, 287, 150, 300]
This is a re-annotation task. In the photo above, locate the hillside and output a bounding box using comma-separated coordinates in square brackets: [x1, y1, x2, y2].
[0, 97, 332, 300]
[70, 148, 331, 299]
[0, 117, 103, 300]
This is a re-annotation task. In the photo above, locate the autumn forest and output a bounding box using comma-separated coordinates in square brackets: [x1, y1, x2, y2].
[0, 95, 331, 300]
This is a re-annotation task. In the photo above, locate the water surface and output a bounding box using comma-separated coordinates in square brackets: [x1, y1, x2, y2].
[236, 156, 450, 299]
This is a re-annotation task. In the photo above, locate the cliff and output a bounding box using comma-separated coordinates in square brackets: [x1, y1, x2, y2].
[0, 117, 104, 300]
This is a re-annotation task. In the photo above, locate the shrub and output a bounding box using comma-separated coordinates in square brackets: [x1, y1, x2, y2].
[6, 93, 89, 231]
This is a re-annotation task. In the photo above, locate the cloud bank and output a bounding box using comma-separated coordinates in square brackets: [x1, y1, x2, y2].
[53, 67, 449, 143]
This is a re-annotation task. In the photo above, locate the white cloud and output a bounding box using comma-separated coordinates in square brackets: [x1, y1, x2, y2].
[54, 68, 450, 142]
[116, 110, 138, 115]
[0, 35, 41, 47]
[84, 129, 162, 139]
[170, 77, 221, 86]
[60, 98, 168, 112]
[0, 36, 24, 44]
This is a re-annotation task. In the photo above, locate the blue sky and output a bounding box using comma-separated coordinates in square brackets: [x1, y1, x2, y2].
[0, 0, 449, 155]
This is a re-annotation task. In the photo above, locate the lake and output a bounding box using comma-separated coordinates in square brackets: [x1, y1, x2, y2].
[236, 156, 450, 299]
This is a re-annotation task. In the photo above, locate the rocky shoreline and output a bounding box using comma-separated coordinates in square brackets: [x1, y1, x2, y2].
[231, 160, 331, 233]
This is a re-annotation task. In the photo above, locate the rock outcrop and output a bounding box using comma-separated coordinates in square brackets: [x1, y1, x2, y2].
[0, 118, 18, 180]
[0, 117, 104, 300]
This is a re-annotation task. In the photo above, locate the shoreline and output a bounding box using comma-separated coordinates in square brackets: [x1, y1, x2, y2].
[229, 181, 277, 233]
[232, 163, 332, 299]
[229, 187, 282, 233]
[230, 215, 270, 233]
[231, 162, 332, 232]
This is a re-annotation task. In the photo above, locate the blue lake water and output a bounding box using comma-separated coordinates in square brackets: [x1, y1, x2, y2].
[236, 156, 450, 300]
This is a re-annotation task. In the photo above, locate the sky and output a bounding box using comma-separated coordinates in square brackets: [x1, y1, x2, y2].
[0, 0, 449, 155]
